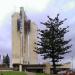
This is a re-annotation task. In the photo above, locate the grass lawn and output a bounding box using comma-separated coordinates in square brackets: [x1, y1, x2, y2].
[0, 71, 27, 75]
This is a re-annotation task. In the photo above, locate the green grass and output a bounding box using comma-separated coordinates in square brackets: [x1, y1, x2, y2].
[0, 71, 27, 75]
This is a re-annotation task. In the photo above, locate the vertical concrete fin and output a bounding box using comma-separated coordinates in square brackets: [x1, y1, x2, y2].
[20, 7, 27, 21]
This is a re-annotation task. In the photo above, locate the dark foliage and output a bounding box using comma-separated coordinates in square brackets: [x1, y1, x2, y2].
[3, 54, 10, 67]
[34, 14, 72, 74]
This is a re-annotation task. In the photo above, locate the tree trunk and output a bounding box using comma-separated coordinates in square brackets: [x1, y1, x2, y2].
[52, 59, 57, 74]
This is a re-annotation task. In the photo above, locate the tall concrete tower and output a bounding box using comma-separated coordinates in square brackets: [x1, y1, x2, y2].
[12, 7, 37, 71]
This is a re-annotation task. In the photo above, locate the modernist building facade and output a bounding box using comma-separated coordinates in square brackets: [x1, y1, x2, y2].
[12, 7, 37, 71]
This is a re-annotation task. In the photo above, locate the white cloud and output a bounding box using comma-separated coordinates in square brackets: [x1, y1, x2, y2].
[15, 0, 51, 12]
[0, 0, 52, 28]
[63, 1, 75, 11]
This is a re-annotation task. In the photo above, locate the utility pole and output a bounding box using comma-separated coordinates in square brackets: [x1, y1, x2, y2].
[71, 56, 73, 72]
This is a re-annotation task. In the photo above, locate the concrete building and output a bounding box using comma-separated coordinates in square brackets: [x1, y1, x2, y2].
[43, 62, 71, 74]
[12, 7, 37, 71]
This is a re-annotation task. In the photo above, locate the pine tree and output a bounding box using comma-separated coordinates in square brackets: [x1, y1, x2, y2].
[3, 54, 10, 67]
[34, 14, 72, 74]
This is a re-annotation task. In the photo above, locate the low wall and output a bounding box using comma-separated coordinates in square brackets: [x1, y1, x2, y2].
[0, 68, 13, 71]
[43, 64, 51, 74]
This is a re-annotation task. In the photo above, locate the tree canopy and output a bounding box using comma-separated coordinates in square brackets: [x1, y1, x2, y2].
[3, 54, 10, 67]
[34, 14, 72, 74]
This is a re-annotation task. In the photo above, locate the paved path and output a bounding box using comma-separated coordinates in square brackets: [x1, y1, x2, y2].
[26, 71, 36, 75]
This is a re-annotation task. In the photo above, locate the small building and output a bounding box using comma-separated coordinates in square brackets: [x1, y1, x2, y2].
[44, 62, 71, 74]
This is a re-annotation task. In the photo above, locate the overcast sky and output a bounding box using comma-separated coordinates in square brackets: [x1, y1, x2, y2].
[0, 0, 75, 68]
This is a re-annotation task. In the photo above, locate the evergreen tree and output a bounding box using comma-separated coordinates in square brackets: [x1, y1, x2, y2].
[34, 14, 72, 74]
[3, 56, 5, 64]
[3, 54, 10, 67]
